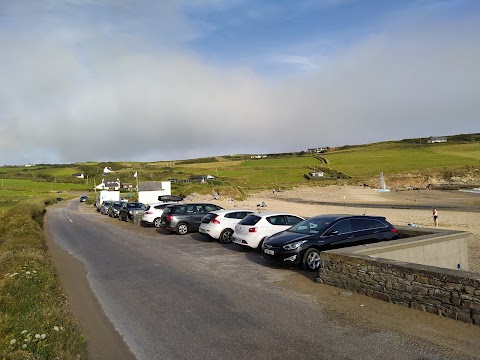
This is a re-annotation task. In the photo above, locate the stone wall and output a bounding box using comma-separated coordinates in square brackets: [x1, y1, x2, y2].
[317, 252, 480, 326]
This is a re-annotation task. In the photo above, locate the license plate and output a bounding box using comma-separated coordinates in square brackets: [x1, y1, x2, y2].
[264, 249, 274, 255]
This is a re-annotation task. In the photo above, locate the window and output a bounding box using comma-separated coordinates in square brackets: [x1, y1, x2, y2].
[286, 215, 303, 226]
[351, 218, 386, 232]
[267, 216, 287, 225]
[239, 215, 261, 226]
[205, 205, 222, 212]
[328, 220, 352, 235]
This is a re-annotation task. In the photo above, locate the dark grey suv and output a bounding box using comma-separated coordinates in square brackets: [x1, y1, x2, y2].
[160, 203, 223, 235]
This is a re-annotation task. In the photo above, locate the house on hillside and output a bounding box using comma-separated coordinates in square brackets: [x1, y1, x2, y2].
[307, 147, 329, 153]
[427, 136, 447, 144]
[72, 173, 85, 179]
[122, 183, 134, 190]
[138, 181, 171, 204]
[251, 155, 267, 159]
[309, 171, 324, 178]
[102, 167, 114, 175]
[189, 175, 215, 183]
[95, 178, 120, 191]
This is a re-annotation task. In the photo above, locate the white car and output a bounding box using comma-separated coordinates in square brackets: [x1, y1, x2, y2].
[199, 209, 254, 243]
[233, 212, 305, 249]
[141, 202, 181, 227]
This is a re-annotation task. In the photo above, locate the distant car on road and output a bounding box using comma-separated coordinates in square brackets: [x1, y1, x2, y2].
[80, 195, 88, 202]
[233, 212, 304, 249]
[199, 209, 254, 243]
[261, 214, 399, 271]
[159, 203, 223, 235]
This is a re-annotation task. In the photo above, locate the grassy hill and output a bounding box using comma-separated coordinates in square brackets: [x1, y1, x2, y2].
[1, 135, 479, 202]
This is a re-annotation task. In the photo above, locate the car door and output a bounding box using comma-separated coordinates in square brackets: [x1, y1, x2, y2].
[190, 205, 207, 230]
[320, 219, 356, 250]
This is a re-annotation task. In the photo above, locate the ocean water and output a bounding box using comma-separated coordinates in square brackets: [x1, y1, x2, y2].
[459, 188, 480, 194]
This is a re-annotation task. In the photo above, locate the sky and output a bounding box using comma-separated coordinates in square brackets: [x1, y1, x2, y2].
[0, 0, 479, 165]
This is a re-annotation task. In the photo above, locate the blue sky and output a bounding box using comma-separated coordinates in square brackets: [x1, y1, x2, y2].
[0, 0, 479, 164]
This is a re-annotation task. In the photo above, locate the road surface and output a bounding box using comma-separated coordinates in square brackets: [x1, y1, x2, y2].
[45, 200, 480, 360]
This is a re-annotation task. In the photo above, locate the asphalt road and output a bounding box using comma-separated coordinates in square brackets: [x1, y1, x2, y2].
[46, 200, 480, 360]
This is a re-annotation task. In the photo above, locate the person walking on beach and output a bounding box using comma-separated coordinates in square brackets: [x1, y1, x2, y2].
[432, 208, 439, 226]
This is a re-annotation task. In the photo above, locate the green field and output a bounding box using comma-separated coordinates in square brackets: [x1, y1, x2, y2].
[0, 179, 89, 211]
[323, 143, 480, 178]
[0, 137, 478, 200]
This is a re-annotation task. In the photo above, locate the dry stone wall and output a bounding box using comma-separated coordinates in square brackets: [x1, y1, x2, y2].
[317, 253, 480, 326]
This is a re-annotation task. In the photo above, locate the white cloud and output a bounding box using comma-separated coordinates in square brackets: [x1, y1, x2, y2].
[0, 2, 479, 164]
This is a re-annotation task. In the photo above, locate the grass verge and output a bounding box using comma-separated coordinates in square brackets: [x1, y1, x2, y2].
[0, 198, 88, 359]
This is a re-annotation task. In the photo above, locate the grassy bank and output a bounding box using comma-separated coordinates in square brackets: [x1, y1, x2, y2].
[0, 198, 87, 359]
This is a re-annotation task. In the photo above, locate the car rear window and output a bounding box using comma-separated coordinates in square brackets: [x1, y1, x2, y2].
[239, 214, 261, 226]
[202, 213, 217, 222]
[225, 211, 252, 219]
[127, 203, 143, 209]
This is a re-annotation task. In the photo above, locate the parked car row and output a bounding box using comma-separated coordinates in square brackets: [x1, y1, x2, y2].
[86, 197, 399, 271]
[198, 209, 398, 271]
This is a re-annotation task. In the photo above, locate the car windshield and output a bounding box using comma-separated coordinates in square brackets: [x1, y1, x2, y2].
[288, 217, 337, 235]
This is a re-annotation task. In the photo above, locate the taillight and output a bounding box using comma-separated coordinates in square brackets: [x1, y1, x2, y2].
[210, 215, 220, 224]
[167, 215, 174, 221]
[146, 211, 153, 214]
[391, 228, 398, 233]
[248, 227, 257, 233]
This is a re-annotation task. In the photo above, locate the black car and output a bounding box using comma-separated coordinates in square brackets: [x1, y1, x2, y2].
[119, 202, 146, 222]
[160, 203, 223, 235]
[80, 195, 88, 202]
[261, 214, 398, 271]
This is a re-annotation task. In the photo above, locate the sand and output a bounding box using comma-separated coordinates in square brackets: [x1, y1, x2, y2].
[187, 185, 480, 273]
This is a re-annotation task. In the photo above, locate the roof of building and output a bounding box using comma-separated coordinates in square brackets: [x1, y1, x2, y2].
[138, 181, 166, 191]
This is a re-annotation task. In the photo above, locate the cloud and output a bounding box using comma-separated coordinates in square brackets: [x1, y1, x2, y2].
[0, 2, 479, 164]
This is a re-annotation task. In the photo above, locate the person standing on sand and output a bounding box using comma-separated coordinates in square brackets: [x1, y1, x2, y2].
[433, 208, 439, 226]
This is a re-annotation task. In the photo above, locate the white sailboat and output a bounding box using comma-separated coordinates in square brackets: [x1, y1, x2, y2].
[378, 172, 390, 192]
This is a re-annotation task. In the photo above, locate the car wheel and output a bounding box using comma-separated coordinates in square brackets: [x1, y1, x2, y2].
[176, 223, 188, 235]
[302, 248, 322, 271]
[219, 229, 233, 244]
[153, 218, 162, 228]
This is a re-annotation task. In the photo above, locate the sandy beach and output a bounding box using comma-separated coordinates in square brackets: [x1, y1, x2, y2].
[187, 185, 480, 273]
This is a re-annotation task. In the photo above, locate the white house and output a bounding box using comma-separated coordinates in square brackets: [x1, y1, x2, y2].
[309, 171, 324, 178]
[138, 181, 172, 204]
[95, 178, 121, 191]
[427, 136, 447, 144]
